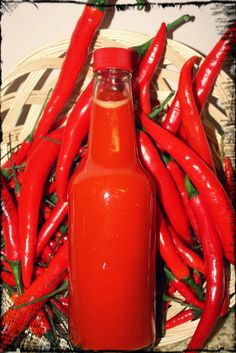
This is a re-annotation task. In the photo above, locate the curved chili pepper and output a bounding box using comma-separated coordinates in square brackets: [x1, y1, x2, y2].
[161, 153, 199, 236]
[168, 225, 205, 275]
[133, 23, 166, 97]
[18, 128, 64, 289]
[138, 130, 193, 245]
[164, 268, 204, 310]
[156, 206, 202, 298]
[178, 56, 215, 171]
[0, 241, 68, 351]
[36, 201, 68, 258]
[55, 80, 93, 201]
[1, 270, 16, 288]
[1, 175, 22, 294]
[162, 22, 236, 134]
[31, 1, 107, 148]
[165, 308, 201, 330]
[223, 156, 235, 206]
[193, 270, 203, 288]
[140, 112, 235, 264]
[50, 297, 68, 317]
[185, 176, 225, 352]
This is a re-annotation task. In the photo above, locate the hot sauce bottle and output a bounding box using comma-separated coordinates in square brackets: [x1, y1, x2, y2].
[68, 47, 156, 351]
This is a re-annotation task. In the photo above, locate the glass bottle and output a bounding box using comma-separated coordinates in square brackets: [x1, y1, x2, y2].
[68, 47, 156, 351]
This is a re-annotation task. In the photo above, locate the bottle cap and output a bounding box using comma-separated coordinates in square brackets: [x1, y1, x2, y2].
[93, 47, 132, 73]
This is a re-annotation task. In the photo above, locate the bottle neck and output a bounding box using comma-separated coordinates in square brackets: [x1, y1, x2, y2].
[87, 69, 138, 168]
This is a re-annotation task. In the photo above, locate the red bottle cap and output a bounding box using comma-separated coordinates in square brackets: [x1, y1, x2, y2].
[93, 47, 132, 73]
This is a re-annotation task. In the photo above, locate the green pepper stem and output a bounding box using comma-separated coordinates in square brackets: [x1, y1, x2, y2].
[133, 14, 191, 57]
[185, 175, 199, 199]
[9, 260, 23, 295]
[12, 280, 68, 310]
[161, 152, 172, 166]
[149, 91, 175, 119]
[183, 275, 204, 301]
[166, 14, 191, 32]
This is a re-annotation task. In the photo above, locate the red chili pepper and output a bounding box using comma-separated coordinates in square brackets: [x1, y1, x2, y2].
[165, 308, 201, 330]
[168, 225, 205, 275]
[134, 23, 166, 114]
[178, 56, 215, 171]
[192, 270, 203, 288]
[50, 297, 68, 317]
[1, 270, 16, 287]
[223, 156, 235, 206]
[0, 241, 68, 351]
[165, 268, 204, 310]
[161, 153, 199, 237]
[55, 80, 93, 201]
[140, 112, 235, 264]
[1, 175, 22, 294]
[36, 201, 68, 258]
[138, 130, 193, 245]
[156, 206, 202, 297]
[18, 128, 64, 289]
[185, 176, 225, 352]
[162, 22, 236, 134]
[31, 1, 107, 148]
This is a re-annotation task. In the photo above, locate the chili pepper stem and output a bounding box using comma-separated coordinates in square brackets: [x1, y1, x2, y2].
[9, 260, 23, 295]
[149, 91, 175, 119]
[183, 276, 204, 301]
[185, 175, 199, 199]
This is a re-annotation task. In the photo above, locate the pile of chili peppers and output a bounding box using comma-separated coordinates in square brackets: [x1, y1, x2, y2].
[1, 1, 235, 351]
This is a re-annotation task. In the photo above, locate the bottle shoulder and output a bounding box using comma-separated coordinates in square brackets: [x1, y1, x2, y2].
[70, 162, 155, 194]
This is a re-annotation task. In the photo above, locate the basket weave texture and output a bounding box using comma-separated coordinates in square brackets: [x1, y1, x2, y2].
[1, 29, 235, 350]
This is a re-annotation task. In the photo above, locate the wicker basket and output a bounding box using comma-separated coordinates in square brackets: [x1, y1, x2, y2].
[1, 29, 235, 350]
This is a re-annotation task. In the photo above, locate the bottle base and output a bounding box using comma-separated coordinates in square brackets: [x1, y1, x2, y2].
[70, 341, 154, 352]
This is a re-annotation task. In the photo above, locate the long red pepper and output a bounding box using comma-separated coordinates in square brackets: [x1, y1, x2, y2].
[18, 128, 64, 288]
[140, 112, 235, 264]
[165, 308, 201, 330]
[185, 176, 225, 352]
[133, 23, 166, 93]
[162, 22, 236, 134]
[36, 201, 68, 258]
[178, 56, 215, 171]
[164, 268, 204, 310]
[0, 241, 68, 352]
[1, 175, 22, 294]
[138, 130, 193, 245]
[55, 80, 93, 201]
[134, 23, 166, 114]
[168, 225, 205, 275]
[31, 1, 107, 148]
[161, 153, 199, 237]
[156, 206, 202, 298]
